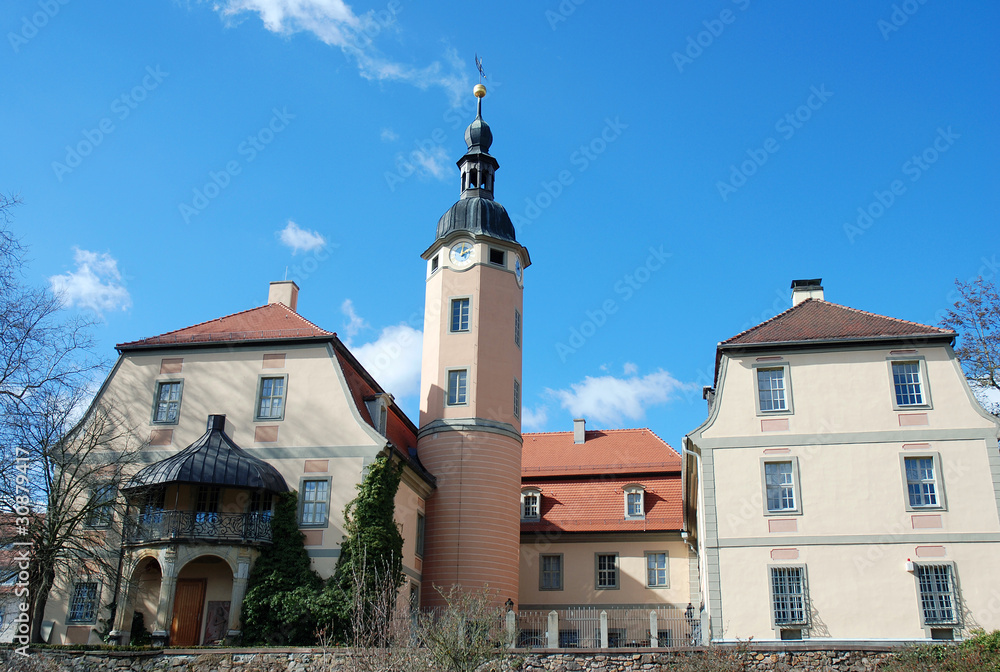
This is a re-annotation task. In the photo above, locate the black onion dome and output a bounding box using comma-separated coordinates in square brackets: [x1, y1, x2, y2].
[126, 415, 288, 492]
[436, 197, 516, 242]
[464, 114, 493, 153]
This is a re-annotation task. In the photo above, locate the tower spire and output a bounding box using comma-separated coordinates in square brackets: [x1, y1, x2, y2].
[459, 84, 497, 199]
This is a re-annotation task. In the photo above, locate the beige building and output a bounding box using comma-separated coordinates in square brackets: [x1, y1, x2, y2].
[518, 421, 696, 647]
[42, 281, 433, 646]
[684, 279, 1000, 643]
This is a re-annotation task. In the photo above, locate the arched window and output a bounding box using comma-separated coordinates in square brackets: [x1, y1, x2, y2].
[521, 488, 541, 521]
[624, 485, 645, 519]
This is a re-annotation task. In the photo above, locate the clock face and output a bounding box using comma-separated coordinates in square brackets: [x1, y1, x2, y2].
[514, 257, 523, 284]
[450, 242, 474, 266]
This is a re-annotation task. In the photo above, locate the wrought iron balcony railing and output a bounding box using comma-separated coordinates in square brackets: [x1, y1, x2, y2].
[123, 510, 273, 546]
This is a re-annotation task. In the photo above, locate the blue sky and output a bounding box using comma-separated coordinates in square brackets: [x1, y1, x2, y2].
[3, 0, 998, 448]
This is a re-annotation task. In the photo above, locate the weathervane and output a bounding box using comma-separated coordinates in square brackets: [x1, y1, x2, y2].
[475, 53, 487, 83]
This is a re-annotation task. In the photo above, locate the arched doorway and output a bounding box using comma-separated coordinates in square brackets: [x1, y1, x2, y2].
[127, 556, 161, 642]
[171, 555, 234, 646]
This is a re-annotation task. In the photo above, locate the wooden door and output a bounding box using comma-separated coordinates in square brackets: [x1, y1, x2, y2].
[170, 579, 206, 646]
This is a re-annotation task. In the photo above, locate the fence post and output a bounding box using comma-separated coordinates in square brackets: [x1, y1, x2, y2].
[600, 610, 608, 648]
[649, 610, 658, 648]
[547, 610, 559, 648]
[505, 610, 516, 649]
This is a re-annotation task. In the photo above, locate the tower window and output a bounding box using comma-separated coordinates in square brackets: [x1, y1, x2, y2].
[451, 298, 470, 332]
[447, 369, 468, 405]
[431, 255, 439, 273]
[515, 310, 521, 348]
[514, 378, 521, 419]
[489, 248, 505, 265]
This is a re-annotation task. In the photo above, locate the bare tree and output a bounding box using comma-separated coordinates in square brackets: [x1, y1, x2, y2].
[413, 585, 516, 672]
[941, 277, 1000, 415]
[6, 388, 144, 643]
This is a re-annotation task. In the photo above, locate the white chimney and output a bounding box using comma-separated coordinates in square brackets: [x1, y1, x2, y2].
[573, 418, 586, 444]
[791, 278, 823, 306]
[268, 281, 299, 312]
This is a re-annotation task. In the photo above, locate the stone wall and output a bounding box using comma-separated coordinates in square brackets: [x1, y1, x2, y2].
[2, 646, 899, 672]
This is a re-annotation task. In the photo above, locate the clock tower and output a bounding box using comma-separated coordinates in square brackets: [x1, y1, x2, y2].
[417, 84, 530, 608]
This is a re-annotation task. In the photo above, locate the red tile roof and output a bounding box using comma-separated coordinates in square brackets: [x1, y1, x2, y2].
[522, 428, 680, 477]
[721, 299, 954, 347]
[117, 303, 332, 349]
[520, 475, 682, 533]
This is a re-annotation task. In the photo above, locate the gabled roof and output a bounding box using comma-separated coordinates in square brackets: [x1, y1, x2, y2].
[116, 302, 332, 350]
[522, 428, 680, 478]
[720, 299, 954, 348]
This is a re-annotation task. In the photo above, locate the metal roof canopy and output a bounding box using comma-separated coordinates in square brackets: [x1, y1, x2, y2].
[126, 415, 289, 493]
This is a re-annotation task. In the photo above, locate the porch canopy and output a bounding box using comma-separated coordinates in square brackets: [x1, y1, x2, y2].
[125, 414, 289, 492]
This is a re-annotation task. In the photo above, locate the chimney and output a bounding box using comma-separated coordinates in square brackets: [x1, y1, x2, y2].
[207, 414, 226, 432]
[268, 281, 299, 312]
[790, 278, 823, 306]
[573, 418, 586, 444]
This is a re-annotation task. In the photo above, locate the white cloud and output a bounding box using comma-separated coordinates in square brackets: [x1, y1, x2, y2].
[380, 127, 398, 142]
[521, 405, 549, 432]
[623, 362, 638, 375]
[408, 145, 451, 181]
[278, 220, 326, 254]
[546, 369, 693, 427]
[353, 323, 423, 399]
[210, 1, 470, 105]
[49, 248, 131, 315]
[340, 298, 369, 342]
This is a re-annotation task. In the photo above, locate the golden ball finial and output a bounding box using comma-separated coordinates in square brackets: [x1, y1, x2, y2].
[473, 83, 487, 98]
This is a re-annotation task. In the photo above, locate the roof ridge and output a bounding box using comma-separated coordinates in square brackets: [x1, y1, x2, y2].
[720, 300, 803, 345]
[524, 427, 655, 436]
[118, 302, 333, 348]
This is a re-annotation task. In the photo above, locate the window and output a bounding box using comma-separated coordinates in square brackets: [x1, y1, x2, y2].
[765, 462, 795, 512]
[447, 369, 468, 405]
[540, 554, 563, 591]
[256, 375, 287, 420]
[892, 361, 924, 406]
[86, 484, 115, 528]
[67, 582, 99, 623]
[596, 553, 619, 589]
[379, 405, 388, 435]
[489, 247, 505, 265]
[918, 564, 958, 625]
[757, 367, 787, 412]
[646, 552, 669, 587]
[770, 566, 808, 627]
[513, 379, 521, 419]
[624, 486, 644, 519]
[300, 479, 330, 526]
[450, 298, 470, 332]
[195, 486, 220, 524]
[521, 490, 540, 520]
[761, 458, 802, 516]
[905, 457, 938, 507]
[558, 630, 579, 648]
[152, 381, 182, 424]
[415, 513, 425, 557]
[431, 255, 439, 273]
[514, 309, 521, 348]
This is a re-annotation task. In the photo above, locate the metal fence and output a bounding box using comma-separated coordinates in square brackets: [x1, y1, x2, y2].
[515, 606, 699, 649]
[123, 510, 273, 545]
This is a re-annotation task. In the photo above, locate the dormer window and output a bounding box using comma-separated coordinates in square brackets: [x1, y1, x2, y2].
[364, 393, 393, 437]
[521, 489, 541, 521]
[624, 485, 645, 519]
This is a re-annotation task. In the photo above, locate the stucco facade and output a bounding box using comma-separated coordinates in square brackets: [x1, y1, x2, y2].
[685, 280, 1000, 643]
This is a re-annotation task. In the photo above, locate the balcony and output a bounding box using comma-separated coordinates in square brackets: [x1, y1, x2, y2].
[123, 510, 273, 546]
